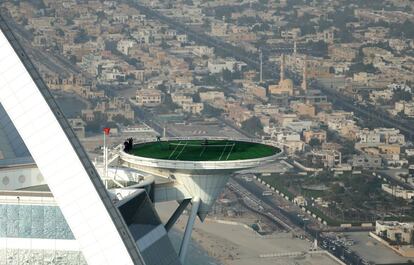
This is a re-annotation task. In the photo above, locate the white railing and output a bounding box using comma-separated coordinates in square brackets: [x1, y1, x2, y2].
[119, 150, 281, 171]
[105, 137, 283, 171]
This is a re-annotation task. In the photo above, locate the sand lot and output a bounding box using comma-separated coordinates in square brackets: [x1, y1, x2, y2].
[157, 202, 341, 265]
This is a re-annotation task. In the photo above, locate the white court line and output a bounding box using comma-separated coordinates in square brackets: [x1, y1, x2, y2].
[218, 143, 230, 161]
[174, 142, 188, 160]
[168, 141, 182, 159]
[225, 143, 236, 161]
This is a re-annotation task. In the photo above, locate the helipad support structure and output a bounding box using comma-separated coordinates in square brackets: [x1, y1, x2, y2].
[119, 139, 281, 263]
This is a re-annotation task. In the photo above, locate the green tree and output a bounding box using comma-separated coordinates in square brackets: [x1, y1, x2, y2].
[160, 40, 171, 49]
[68, 55, 77, 64]
[307, 41, 328, 57]
[74, 29, 90, 44]
[222, 69, 233, 82]
[241, 116, 263, 136]
[112, 114, 132, 126]
[85, 112, 108, 132]
[65, 18, 74, 26]
[202, 104, 223, 117]
[390, 20, 414, 39]
[56, 28, 65, 37]
[348, 63, 378, 75]
[392, 87, 412, 102]
[309, 138, 321, 147]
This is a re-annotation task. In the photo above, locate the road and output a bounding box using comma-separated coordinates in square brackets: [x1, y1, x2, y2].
[131, 103, 176, 137]
[376, 170, 413, 190]
[216, 116, 254, 138]
[126, 0, 260, 67]
[227, 181, 290, 231]
[2, 12, 81, 76]
[233, 175, 371, 265]
[319, 85, 414, 141]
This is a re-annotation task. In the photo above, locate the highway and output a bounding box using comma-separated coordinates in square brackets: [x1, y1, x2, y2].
[227, 181, 292, 231]
[126, 0, 260, 67]
[131, 103, 175, 137]
[2, 12, 81, 76]
[319, 85, 414, 140]
[216, 116, 255, 138]
[232, 175, 370, 265]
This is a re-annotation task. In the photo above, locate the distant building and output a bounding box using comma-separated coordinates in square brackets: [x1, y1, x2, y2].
[293, 196, 307, 207]
[136, 89, 163, 107]
[329, 44, 358, 62]
[355, 128, 404, 163]
[357, 128, 405, 145]
[117, 39, 136, 55]
[68, 118, 86, 139]
[199, 91, 225, 102]
[373, 221, 414, 257]
[351, 154, 382, 169]
[82, 97, 134, 122]
[291, 102, 316, 117]
[225, 102, 252, 125]
[394, 101, 414, 118]
[182, 102, 204, 114]
[171, 93, 193, 106]
[303, 129, 327, 144]
[376, 221, 414, 245]
[211, 22, 228, 36]
[382, 184, 414, 200]
[266, 127, 301, 142]
[310, 150, 342, 168]
[191, 46, 215, 57]
[244, 82, 267, 99]
[281, 28, 301, 39]
[370, 89, 393, 103]
[207, 58, 245, 74]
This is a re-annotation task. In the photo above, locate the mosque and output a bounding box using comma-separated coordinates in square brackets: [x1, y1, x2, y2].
[268, 53, 308, 96]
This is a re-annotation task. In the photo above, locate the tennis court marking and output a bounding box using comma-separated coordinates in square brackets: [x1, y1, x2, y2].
[174, 142, 188, 160]
[219, 142, 236, 161]
[225, 143, 236, 160]
[167, 141, 237, 160]
[168, 141, 182, 159]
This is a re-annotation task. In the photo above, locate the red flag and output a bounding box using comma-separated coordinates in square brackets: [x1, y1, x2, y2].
[103, 127, 110, 135]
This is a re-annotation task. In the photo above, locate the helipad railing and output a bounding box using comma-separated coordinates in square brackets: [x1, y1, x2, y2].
[131, 136, 283, 150]
[117, 136, 283, 171]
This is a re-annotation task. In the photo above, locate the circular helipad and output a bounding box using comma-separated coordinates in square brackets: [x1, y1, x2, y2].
[128, 139, 280, 161]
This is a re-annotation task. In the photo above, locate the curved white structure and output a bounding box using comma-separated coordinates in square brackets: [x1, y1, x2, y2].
[119, 141, 281, 221]
[118, 139, 280, 263]
[0, 27, 144, 265]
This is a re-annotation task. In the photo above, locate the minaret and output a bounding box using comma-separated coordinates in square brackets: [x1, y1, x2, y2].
[259, 49, 263, 83]
[293, 40, 297, 57]
[301, 55, 308, 92]
[280, 53, 285, 83]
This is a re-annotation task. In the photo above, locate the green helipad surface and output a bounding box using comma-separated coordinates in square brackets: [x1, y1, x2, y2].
[128, 140, 280, 161]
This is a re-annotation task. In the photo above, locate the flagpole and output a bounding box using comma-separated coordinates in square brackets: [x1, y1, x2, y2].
[103, 130, 107, 188]
[105, 135, 108, 181]
[103, 127, 110, 189]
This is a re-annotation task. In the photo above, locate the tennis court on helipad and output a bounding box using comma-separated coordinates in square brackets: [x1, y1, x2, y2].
[129, 139, 280, 161]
